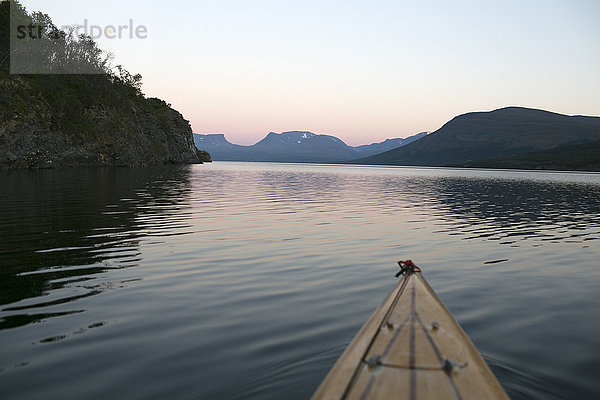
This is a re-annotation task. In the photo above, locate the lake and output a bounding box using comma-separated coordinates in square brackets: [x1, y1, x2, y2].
[1, 162, 599, 399]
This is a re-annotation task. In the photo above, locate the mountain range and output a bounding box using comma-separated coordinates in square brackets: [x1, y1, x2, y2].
[193, 131, 427, 163]
[193, 107, 600, 171]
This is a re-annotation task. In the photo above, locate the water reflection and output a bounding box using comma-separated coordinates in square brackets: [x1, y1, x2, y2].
[0, 166, 193, 330]
[307, 170, 600, 250]
[420, 177, 600, 246]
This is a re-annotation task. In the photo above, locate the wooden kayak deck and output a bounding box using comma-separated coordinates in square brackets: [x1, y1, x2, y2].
[312, 272, 509, 400]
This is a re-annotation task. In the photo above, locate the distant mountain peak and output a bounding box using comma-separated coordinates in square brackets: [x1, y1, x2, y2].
[196, 133, 227, 139]
[455, 106, 566, 121]
[257, 131, 345, 147]
[195, 133, 226, 138]
[267, 131, 315, 136]
[193, 133, 241, 149]
[282, 130, 316, 136]
[272, 131, 320, 142]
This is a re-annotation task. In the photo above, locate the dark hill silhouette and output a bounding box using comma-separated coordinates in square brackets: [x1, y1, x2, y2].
[354, 107, 600, 166]
[463, 140, 600, 171]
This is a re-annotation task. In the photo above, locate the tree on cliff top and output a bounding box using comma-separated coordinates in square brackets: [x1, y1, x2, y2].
[0, 0, 141, 93]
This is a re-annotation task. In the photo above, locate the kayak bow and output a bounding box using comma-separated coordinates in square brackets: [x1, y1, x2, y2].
[312, 261, 509, 400]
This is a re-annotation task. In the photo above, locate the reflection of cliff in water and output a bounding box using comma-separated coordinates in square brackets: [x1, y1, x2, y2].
[0, 166, 193, 330]
[420, 177, 600, 246]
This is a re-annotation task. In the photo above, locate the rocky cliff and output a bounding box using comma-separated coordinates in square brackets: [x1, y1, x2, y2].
[0, 73, 210, 169]
[0, 1, 210, 169]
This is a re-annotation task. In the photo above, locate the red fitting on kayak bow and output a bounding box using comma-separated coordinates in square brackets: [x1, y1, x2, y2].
[395, 260, 421, 277]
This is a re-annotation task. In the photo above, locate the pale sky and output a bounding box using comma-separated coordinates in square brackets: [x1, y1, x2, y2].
[21, 0, 600, 146]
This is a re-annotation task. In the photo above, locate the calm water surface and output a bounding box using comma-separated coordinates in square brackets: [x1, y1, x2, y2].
[1, 162, 599, 399]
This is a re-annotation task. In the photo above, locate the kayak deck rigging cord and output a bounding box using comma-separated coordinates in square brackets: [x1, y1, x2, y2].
[395, 260, 421, 277]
